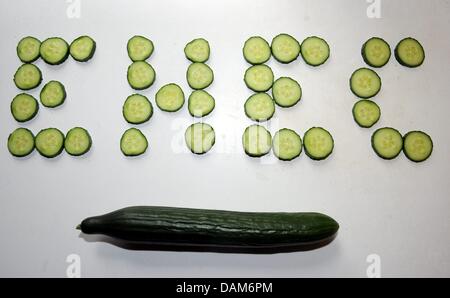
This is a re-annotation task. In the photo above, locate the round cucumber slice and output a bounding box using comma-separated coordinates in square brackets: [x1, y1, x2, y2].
[244, 64, 274, 92]
[123, 94, 153, 124]
[65, 127, 92, 156]
[371, 127, 403, 160]
[271, 33, 300, 63]
[188, 90, 215, 117]
[156, 83, 185, 112]
[10, 93, 39, 122]
[350, 68, 381, 99]
[7, 128, 35, 157]
[352, 100, 381, 128]
[184, 38, 210, 63]
[403, 131, 433, 162]
[300, 36, 330, 66]
[273, 129, 302, 161]
[40, 81, 66, 108]
[244, 93, 275, 122]
[17, 36, 41, 63]
[14, 64, 42, 90]
[127, 61, 156, 90]
[272, 77, 302, 107]
[242, 125, 272, 157]
[185, 123, 215, 154]
[186, 63, 214, 90]
[70, 36, 96, 62]
[120, 128, 148, 157]
[35, 128, 65, 158]
[243, 36, 271, 65]
[395, 37, 425, 68]
[303, 127, 334, 161]
[127, 35, 154, 62]
[362, 37, 391, 68]
[40, 37, 69, 65]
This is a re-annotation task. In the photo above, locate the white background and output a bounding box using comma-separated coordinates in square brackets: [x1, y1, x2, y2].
[0, 0, 449, 277]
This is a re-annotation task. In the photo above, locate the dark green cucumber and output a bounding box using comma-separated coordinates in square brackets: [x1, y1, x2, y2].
[78, 206, 339, 253]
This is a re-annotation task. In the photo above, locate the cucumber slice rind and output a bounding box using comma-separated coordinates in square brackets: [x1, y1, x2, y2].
[300, 36, 330, 67]
[120, 128, 148, 157]
[127, 61, 156, 90]
[10, 93, 39, 123]
[272, 77, 302, 108]
[271, 33, 300, 64]
[361, 37, 391, 68]
[371, 127, 403, 160]
[244, 64, 274, 92]
[352, 99, 381, 128]
[186, 63, 214, 90]
[70, 36, 96, 62]
[13, 64, 42, 91]
[64, 127, 92, 156]
[273, 128, 302, 161]
[243, 36, 271, 65]
[395, 37, 425, 68]
[35, 128, 65, 158]
[40, 37, 70, 65]
[350, 68, 382, 99]
[127, 35, 154, 62]
[123, 94, 153, 124]
[244, 93, 275, 122]
[184, 38, 210, 63]
[403, 131, 433, 163]
[40, 81, 66, 108]
[303, 127, 334, 161]
[242, 125, 272, 158]
[155, 83, 185, 112]
[17, 36, 41, 63]
[188, 90, 215, 117]
[185, 123, 216, 155]
[7, 128, 35, 157]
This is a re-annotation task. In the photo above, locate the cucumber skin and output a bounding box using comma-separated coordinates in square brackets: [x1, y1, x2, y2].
[35, 128, 65, 158]
[13, 64, 43, 91]
[403, 131, 433, 163]
[271, 33, 300, 64]
[371, 127, 403, 160]
[40, 37, 70, 65]
[301, 36, 330, 67]
[79, 206, 339, 251]
[349, 68, 382, 99]
[10, 94, 39, 123]
[7, 128, 35, 158]
[70, 36, 96, 62]
[361, 37, 391, 68]
[303, 127, 334, 161]
[394, 37, 425, 68]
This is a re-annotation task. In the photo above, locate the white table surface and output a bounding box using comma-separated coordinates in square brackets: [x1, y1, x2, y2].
[0, 0, 449, 277]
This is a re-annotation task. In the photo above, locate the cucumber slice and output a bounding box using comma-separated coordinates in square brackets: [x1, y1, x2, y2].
[271, 33, 300, 63]
[244, 64, 274, 92]
[272, 77, 302, 107]
[7, 128, 35, 157]
[300, 36, 330, 66]
[13, 64, 42, 90]
[371, 127, 403, 160]
[35, 128, 65, 158]
[120, 128, 148, 156]
[10, 93, 39, 122]
[127, 61, 156, 90]
[127, 35, 154, 62]
[395, 37, 425, 68]
[17, 36, 41, 63]
[242, 125, 272, 157]
[303, 127, 334, 161]
[40, 81, 66, 108]
[350, 68, 381, 99]
[70, 36, 96, 62]
[352, 100, 381, 128]
[65, 127, 92, 156]
[185, 123, 215, 154]
[273, 128, 302, 161]
[362, 37, 391, 68]
[184, 38, 210, 63]
[188, 90, 215, 117]
[244, 93, 275, 122]
[123, 94, 153, 124]
[403, 131, 433, 162]
[186, 63, 214, 90]
[156, 83, 185, 112]
[243, 36, 271, 65]
[40, 37, 69, 65]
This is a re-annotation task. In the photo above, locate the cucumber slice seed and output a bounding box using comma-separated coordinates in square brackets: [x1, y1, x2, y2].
[352, 100, 381, 128]
[40, 81, 66, 108]
[70, 36, 96, 62]
[350, 68, 381, 99]
[127, 35, 154, 62]
[184, 38, 210, 63]
[273, 129, 302, 161]
[272, 77, 302, 107]
[13, 64, 42, 90]
[242, 125, 272, 157]
[185, 123, 215, 154]
[10, 93, 39, 122]
[186, 63, 214, 90]
[65, 127, 92, 156]
[362, 37, 391, 68]
[40, 37, 69, 65]
[155, 84, 185, 112]
[35, 128, 65, 158]
[7, 128, 35, 157]
[244, 64, 274, 92]
[300, 36, 330, 66]
[243, 36, 271, 65]
[244, 93, 275, 122]
[17, 36, 41, 63]
[271, 34, 300, 63]
[303, 127, 334, 160]
[123, 94, 153, 124]
[395, 37, 425, 68]
[188, 90, 215, 117]
[403, 131, 433, 162]
[371, 127, 403, 160]
[127, 61, 156, 90]
[120, 128, 148, 156]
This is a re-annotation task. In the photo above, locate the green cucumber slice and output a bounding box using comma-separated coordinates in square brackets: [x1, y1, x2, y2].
[127, 35, 154, 62]
[156, 83, 185, 112]
[272, 77, 302, 107]
[123, 94, 153, 124]
[244, 64, 274, 92]
[186, 63, 214, 90]
[35, 128, 65, 158]
[271, 34, 300, 63]
[395, 37, 425, 68]
[184, 38, 210, 63]
[244, 93, 275, 122]
[65, 127, 92, 156]
[362, 37, 391, 68]
[243, 36, 271, 65]
[40, 37, 69, 65]
[10, 93, 39, 122]
[188, 90, 215, 117]
[7, 128, 35, 157]
[127, 61, 156, 90]
[300, 36, 330, 66]
[13, 64, 42, 90]
[350, 68, 381, 99]
[352, 100, 381, 128]
[273, 128, 302, 161]
[403, 131, 433, 162]
[40, 81, 66, 108]
[242, 125, 272, 157]
[185, 122, 215, 154]
[371, 127, 403, 160]
[303, 127, 334, 160]
[120, 128, 148, 156]
[70, 36, 96, 62]
[17, 36, 41, 63]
